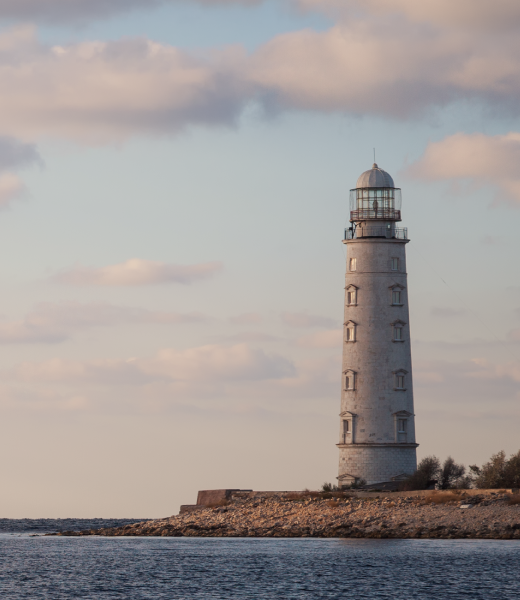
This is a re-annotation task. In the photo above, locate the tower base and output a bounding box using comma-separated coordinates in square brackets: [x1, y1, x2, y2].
[338, 444, 417, 486]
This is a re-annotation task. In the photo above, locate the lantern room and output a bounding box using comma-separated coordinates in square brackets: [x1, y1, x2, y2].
[349, 163, 402, 222]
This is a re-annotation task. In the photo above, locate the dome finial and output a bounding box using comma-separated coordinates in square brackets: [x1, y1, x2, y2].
[372, 163, 378, 169]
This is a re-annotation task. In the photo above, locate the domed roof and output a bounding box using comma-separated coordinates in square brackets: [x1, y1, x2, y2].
[356, 163, 394, 188]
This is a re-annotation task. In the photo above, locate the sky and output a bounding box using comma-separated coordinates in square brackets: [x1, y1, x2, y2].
[0, 0, 519, 518]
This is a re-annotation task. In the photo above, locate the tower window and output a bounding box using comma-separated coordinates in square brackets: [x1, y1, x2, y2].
[393, 369, 408, 390]
[393, 324, 404, 341]
[349, 258, 357, 271]
[347, 285, 357, 306]
[344, 370, 356, 390]
[343, 420, 350, 433]
[393, 411, 411, 443]
[391, 258, 400, 271]
[392, 291, 401, 305]
[345, 321, 357, 342]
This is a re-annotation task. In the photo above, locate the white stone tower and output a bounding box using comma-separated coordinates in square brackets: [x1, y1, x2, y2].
[338, 164, 418, 487]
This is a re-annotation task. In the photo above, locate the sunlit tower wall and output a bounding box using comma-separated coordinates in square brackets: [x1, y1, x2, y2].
[338, 164, 418, 487]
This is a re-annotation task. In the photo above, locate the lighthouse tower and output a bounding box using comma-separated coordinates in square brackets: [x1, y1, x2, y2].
[338, 164, 418, 487]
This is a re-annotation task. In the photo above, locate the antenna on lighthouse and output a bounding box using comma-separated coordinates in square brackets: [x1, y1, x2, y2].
[373, 148, 376, 163]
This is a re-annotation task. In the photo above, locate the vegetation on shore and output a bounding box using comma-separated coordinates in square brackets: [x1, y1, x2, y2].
[400, 449, 520, 491]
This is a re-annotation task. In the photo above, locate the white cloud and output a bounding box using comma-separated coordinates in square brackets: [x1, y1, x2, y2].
[405, 132, 520, 206]
[220, 332, 280, 343]
[2, 21, 520, 144]
[296, 328, 342, 349]
[281, 311, 337, 328]
[0, 173, 25, 208]
[51, 258, 223, 286]
[0, 0, 262, 24]
[6, 343, 295, 384]
[296, 0, 520, 31]
[0, 301, 206, 344]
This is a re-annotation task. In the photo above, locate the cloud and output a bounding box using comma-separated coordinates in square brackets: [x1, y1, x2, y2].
[431, 307, 466, 318]
[0, 0, 262, 24]
[0, 301, 206, 344]
[51, 259, 223, 286]
[0, 136, 42, 171]
[405, 133, 520, 206]
[218, 332, 280, 343]
[281, 312, 337, 328]
[229, 312, 263, 325]
[296, 328, 342, 349]
[0, 26, 252, 143]
[413, 357, 520, 407]
[6, 343, 295, 384]
[0, 136, 42, 208]
[3, 19, 520, 143]
[0, 173, 25, 208]
[296, 0, 520, 31]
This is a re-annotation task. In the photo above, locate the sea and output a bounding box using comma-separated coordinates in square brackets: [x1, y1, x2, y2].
[0, 519, 519, 599]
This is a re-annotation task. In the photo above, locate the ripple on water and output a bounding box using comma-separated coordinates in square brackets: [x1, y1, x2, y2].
[0, 537, 519, 599]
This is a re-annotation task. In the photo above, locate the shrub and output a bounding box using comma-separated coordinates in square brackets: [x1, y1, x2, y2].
[285, 492, 305, 501]
[417, 491, 460, 505]
[321, 482, 339, 493]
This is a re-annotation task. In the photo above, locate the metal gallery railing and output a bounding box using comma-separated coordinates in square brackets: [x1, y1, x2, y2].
[350, 208, 401, 221]
[344, 227, 408, 240]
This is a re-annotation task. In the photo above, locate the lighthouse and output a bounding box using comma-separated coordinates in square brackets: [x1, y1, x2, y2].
[338, 164, 418, 487]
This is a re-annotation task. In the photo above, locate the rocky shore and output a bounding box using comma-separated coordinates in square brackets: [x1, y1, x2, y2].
[51, 490, 520, 540]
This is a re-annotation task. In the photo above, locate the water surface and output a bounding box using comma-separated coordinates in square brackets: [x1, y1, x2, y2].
[0, 523, 519, 599]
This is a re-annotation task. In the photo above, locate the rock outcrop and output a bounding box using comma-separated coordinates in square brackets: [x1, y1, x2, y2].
[51, 489, 520, 539]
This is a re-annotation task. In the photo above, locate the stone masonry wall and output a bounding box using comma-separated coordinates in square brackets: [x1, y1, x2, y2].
[339, 446, 417, 485]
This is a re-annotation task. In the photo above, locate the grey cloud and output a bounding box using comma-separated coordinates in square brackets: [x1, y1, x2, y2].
[0, 0, 261, 24]
[0, 301, 206, 344]
[6, 343, 296, 384]
[0, 136, 42, 172]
